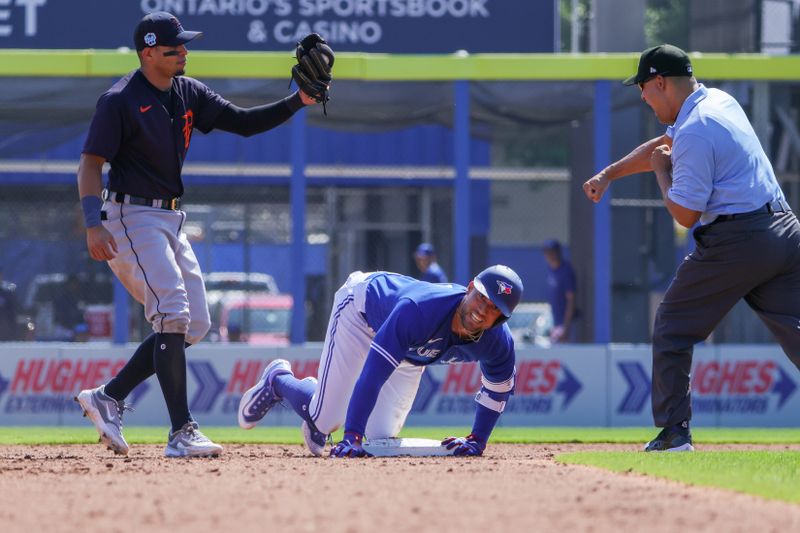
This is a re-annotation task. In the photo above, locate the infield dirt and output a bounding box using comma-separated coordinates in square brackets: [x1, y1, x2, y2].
[1, 443, 798, 532]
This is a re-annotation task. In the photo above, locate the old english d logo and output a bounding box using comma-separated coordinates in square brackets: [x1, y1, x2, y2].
[182, 109, 194, 149]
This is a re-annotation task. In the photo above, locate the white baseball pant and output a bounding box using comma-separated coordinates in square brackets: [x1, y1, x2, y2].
[309, 271, 424, 439]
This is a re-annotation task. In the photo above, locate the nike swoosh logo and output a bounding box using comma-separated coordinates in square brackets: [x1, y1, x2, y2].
[140, 105, 152, 113]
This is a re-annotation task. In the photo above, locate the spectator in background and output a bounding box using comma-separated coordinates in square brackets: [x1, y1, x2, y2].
[73, 323, 91, 343]
[414, 243, 448, 283]
[542, 239, 578, 343]
[227, 323, 243, 343]
[0, 269, 19, 341]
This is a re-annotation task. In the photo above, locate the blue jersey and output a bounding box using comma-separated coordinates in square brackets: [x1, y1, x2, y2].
[665, 85, 786, 225]
[546, 260, 577, 326]
[83, 69, 229, 199]
[420, 262, 448, 284]
[364, 272, 515, 389]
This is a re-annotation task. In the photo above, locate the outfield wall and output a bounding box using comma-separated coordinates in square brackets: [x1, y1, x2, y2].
[0, 343, 796, 427]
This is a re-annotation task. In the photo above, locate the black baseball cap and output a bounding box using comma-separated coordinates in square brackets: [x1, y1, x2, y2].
[134, 12, 202, 51]
[623, 44, 693, 86]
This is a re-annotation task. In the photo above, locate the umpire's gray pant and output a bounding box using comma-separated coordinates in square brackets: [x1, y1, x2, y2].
[652, 210, 800, 427]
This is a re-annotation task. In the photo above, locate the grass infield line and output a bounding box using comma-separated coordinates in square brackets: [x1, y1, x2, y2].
[557, 450, 800, 504]
[1, 427, 800, 446]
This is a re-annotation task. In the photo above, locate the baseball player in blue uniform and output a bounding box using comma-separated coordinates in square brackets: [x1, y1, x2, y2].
[238, 265, 523, 458]
[75, 12, 325, 457]
[414, 243, 449, 283]
[584, 44, 800, 452]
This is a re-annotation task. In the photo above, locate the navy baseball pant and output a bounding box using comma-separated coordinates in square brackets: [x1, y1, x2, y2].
[652, 210, 800, 427]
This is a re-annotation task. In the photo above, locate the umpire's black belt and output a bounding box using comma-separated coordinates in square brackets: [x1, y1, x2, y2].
[714, 199, 790, 222]
[102, 189, 181, 211]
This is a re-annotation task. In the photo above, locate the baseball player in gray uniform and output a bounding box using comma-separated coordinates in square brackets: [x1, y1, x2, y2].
[74, 12, 326, 457]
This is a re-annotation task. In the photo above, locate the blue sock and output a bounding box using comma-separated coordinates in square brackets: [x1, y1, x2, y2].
[273, 374, 316, 421]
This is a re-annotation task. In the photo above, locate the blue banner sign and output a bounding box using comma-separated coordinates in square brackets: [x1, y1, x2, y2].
[2, 343, 797, 428]
[0, 0, 556, 53]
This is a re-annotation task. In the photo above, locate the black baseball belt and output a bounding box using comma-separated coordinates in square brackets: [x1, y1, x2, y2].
[714, 199, 790, 222]
[102, 189, 181, 211]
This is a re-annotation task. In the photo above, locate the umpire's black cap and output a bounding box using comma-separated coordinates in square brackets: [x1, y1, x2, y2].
[134, 12, 202, 51]
[623, 44, 693, 86]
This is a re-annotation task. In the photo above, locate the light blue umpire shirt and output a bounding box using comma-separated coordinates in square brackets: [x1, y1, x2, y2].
[666, 84, 786, 225]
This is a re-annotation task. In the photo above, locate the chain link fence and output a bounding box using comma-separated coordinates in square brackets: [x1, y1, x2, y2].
[2, 79, 800, 344]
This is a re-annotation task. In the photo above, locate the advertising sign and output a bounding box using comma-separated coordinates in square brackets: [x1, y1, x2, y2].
[406, 345, 606, 426]
[0, 343, 796, 427]
[609, 344, 799, 427]
[0, 0, 556, 53]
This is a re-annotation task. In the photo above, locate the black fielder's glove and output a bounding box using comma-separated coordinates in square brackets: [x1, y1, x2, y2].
[291, 33, 334, 115]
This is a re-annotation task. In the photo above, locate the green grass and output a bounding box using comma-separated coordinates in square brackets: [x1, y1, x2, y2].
[558, 450, 800, 504]
[1, 426, 800, 446]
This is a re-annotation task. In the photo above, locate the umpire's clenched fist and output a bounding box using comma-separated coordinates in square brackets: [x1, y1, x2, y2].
[583, 172, 610, 203]
[650, 144, 672, 174]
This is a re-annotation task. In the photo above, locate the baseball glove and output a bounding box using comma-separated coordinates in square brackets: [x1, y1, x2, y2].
[291, 33, 334, 115]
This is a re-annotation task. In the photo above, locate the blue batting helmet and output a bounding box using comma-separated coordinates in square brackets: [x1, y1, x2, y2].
[472, 265, 523, 325]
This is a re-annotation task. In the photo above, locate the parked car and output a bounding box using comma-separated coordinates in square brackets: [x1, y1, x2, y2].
[204, 272, 279, 341]
[204, 271, 279, 297]
[217, 293, 293, 345]
[22, 272, 113, 341]
[506, 302, 553, 347]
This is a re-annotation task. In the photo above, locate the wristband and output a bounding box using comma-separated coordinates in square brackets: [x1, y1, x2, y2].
[81, 195, 103, 228]
[475, 389, 506, 413]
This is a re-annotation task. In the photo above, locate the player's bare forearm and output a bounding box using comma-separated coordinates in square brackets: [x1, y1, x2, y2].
[583, 135, 672, 203]
[609, 135, 672, 179]
[77, 153, 118, 261]
[655, 170, 700, 228]
[651, 145, 701, 228]
[77, 153, 105, 198]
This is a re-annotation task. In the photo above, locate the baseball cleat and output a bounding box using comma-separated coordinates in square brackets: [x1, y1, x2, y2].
[644, 421, 694, 452]
[75, 385, 132, 456]
[297, 375, 329, 456]
[164, 422, 223, 458]
[238, 359, 293, 429]
[302, 419, 329, 457]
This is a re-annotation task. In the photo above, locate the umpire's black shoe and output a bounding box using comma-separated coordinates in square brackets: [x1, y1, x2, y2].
[644, 420, 694, 452]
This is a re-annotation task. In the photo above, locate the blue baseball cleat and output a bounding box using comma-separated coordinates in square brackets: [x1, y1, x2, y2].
[238, 359, 293, 429]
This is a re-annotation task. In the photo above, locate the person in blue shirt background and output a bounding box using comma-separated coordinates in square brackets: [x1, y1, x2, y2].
[542, 239, 578, 344]
[583, 44, 800, 453]
[413, 242, 448, 283]
[238, 265, 523, 458]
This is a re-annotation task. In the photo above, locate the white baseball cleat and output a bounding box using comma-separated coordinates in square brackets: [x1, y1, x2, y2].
[75, 385, 131, 456]
[238, 359, 293, 429]
[164, 422, 223, 458]
[302, 419, 329, 457]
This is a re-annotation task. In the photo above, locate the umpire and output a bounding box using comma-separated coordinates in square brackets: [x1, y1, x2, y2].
[583, 44, 800, 452]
